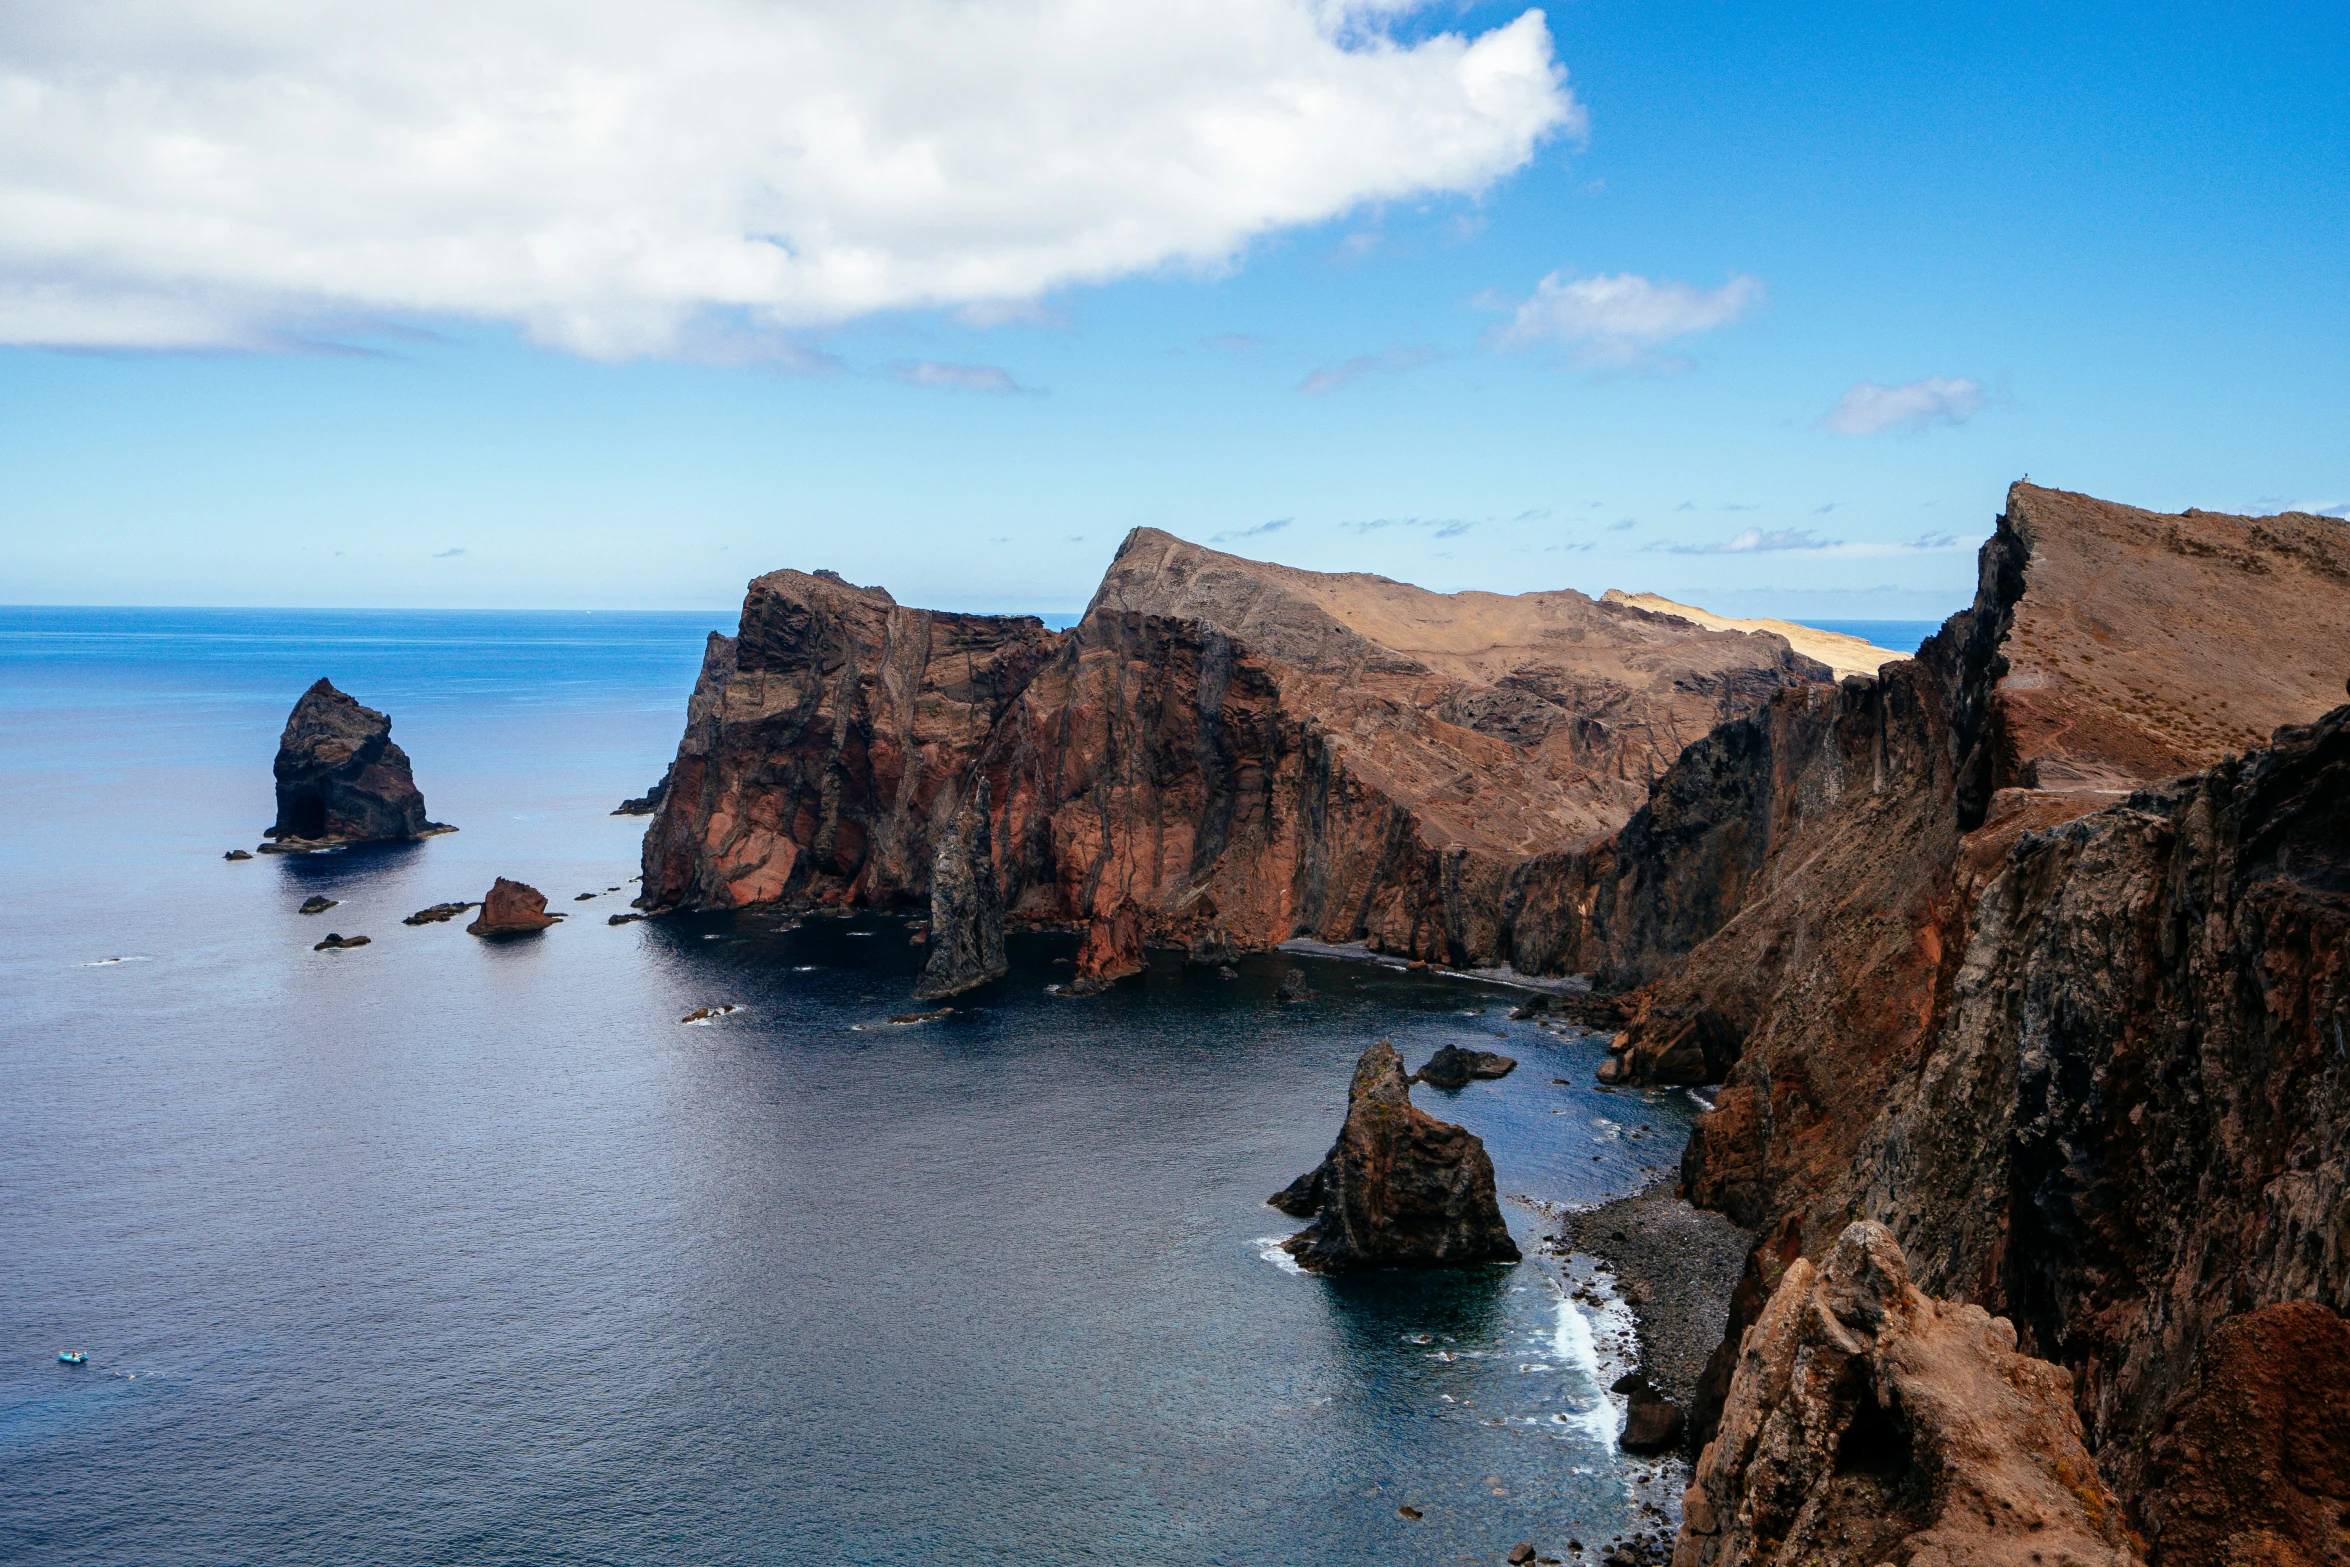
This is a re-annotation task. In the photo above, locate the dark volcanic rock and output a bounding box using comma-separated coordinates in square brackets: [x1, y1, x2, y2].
[913, 780, 1008, 1000]
[267, 678, 448, 847]
[1066, 901, 1144, 995]
[223, 848, 252, 860]
[312, 933, 370, 951]
[1414, 1043, 1515, 1089]
[1270, 1041, 1520, 1273]
[465, 878, 558, 936]
[612, 764, 671, 816]
[402, 901, 475, 925]
[1609, 1373, 1684, 1454]
[298, 895, 338, 915]
[1274, 968, 1314, 1002]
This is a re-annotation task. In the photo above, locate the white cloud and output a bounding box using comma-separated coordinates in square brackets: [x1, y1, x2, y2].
[1298, 342, 1438, 393]
[894, 361, 1021, 393]
[1210, 518, 1292, 541]
[1823, 375, 1986, 435]
[1489, 271, 1761, 368]
[0, 1, 1578, 357]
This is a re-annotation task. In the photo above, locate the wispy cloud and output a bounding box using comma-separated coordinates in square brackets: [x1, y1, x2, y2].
[894, 360, 1024, 393]
[433, 547, 465, 558]
[1487, 271, 1762, 370]
[1665, 528, 1964, 558]
[1298, 343, 1438, 395]
[1342, 516, 1474, 539]
[1606, 517, 1637, 531]
[1211, 518, 1293, 543]
[1823, 375, 1986, 435]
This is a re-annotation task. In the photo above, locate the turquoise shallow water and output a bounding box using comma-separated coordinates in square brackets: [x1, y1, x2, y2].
[0, 608, 1698, 1566]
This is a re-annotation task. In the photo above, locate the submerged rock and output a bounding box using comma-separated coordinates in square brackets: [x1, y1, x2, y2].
[913, 780, 1007, 1000]
[1678, 1221, 2139, 1567]
[1269, 1041, 1520, 1273]
[266, 678, 450, 848]
[298, 895, 338, 915]
[606, 912, 646, 926]
[223, 848, 253, 861]
[1414, 1044, 1517, 1089]
[466, 878, 558, 937]
[1066, 902, 1144, 995]
[312, 933, 370, 951]
[402, 901, 476, 925]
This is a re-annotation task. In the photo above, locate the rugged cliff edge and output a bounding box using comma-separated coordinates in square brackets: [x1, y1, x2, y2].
[1557, 484, 2350, 1564]
[635, 535, 1830, 965]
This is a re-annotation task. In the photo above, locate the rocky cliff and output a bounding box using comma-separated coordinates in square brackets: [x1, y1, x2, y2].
[268, 678, 447, 847]
[1554, 484, 2350, 1564]
[636, 533, 1831, 964]
[1679, 1221, 2139, 1567]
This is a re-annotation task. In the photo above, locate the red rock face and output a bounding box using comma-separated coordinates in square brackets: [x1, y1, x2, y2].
[636, 536, 1830, 965]
[1567, 483, 2350, 1561]
[466, 877, 557, 936]
[1067, 902, 1145, 994]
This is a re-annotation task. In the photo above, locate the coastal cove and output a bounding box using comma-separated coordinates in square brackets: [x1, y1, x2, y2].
[3, 608, 1701, 1567]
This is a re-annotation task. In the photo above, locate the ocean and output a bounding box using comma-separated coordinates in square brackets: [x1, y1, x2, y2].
[0, 608, 1703, 1566]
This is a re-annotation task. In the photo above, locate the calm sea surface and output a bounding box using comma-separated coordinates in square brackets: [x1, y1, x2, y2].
[1, 608, 1702, 1566]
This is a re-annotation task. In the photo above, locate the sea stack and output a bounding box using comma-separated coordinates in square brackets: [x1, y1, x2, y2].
[1414, 1043, 1516, 1089]
[466, 878, 558, 936]
[912, 780, 1008, 1000]
[1065, 901, 1145, 995]
[267, 678, 448, 848]
[1268, 1041, 1520, 1272]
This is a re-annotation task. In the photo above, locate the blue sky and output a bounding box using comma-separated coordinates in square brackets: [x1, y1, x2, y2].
[3, 1, 2344, 617]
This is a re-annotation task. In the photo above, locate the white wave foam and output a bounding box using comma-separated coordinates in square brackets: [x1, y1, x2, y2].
[79, 956, 149, 966]
[1252, 1235, 1308, 1276]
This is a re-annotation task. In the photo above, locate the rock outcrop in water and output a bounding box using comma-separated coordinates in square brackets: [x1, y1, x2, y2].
[267, 678, 449, 848]
[1066, 901, 1145, 995]
[1678, 1222, 2139, 1567]
[1268, 1041, 1520, 1272]
[466, 878, 558, 936]
[1413, 1044, 1516, 1089]
[913, 780, 1009, 1000]
[1537, 485, 2350, 1563]
[632, 539, 1831, 963]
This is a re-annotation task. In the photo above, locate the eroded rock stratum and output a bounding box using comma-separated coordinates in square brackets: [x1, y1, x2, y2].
[634, 539, 1830, 961]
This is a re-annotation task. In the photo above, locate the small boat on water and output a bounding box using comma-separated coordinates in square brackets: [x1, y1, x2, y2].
[57, 1351, 86, 1365]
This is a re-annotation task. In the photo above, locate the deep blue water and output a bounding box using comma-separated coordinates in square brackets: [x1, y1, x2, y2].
[1, 608, 1700, 1566]
[1807, 619, 1944, 656]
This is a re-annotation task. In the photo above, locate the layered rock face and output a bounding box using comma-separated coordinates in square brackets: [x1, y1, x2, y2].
[636, 535, 1830, 964]
[1679, 1222, 2138, 1567]
[1557, 484, 2350, 1562]
[1067, 901, 1145, 994]
[1268, 1041, 1520, 1272]
[913, 780, 1009, 1000]
[268, 678, 444, 845]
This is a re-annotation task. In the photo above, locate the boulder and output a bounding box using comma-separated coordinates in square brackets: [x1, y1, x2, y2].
[265, 678, 450, 847]
[1066, 901, 1144, 995]
[1415, 1044, 1517, 1089]
[223, 848, 253, 861]
[1275, 968, 1314, 1001]
[1675, 1222, 2140, 1567]
[298, 895, 338, 915]
[913, 780, 1007, 1000]
[1609, 1373, 1684, 1454]
[466, 878, 558, 936]
[402, 901, 476, 925]
[312, 933, 370, 951]
[1269, 1041, 1521, 1273]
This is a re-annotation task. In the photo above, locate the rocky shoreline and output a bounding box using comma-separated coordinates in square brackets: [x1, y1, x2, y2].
[1552, 1182, 1749, 1428]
